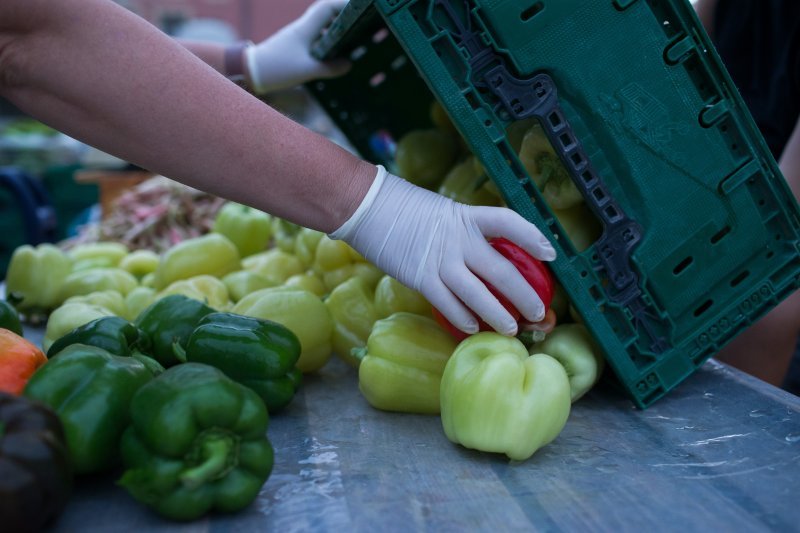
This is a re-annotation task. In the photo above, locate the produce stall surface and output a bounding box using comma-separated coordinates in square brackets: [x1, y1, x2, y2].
[25, 317, 797, 532]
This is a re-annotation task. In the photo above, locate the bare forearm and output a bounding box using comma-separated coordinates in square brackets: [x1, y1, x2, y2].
[179, 39, 227, 75]
[716, 118, 800, 384]
[0, 0, 373, 232]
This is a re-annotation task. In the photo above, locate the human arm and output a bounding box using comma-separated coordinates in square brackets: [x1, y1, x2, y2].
[715, 116, 800, 385]
[180, 0, 349, 94]
[0, 0, 554, 335]
[691, 0, 799, 386]
[779, 115, 800, 200]
[0, 0, 367, 232]
[178, 39, 228, 77]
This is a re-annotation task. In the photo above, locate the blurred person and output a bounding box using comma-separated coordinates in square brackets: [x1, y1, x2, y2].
[695, 0, 800, 389]
[179, 0, 351, 95]
[0, 0, 556, 337]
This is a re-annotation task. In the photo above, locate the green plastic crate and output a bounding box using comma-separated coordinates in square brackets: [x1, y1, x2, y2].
[307, 0, 800, 408]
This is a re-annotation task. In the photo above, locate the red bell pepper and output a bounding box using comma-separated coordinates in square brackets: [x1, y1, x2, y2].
[0, 328, 48, 395]
[433, 237, 555, 341]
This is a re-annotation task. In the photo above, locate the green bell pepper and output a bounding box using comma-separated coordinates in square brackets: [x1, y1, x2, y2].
[158, 275, 231, 310]
[45, 316, 164, 375]
[552, 203, 602, 253]
[222, 270, 276, 303]
[212, 202, 272, 258]
[283, 272, 326, 297]
[437, 158, 502, 206]
[325, 276, 379, 367]
[153, 233, 241, 290]
[24, 344, 153, 474]
[373, 275, 431, 318]
[47, 315, 142, 358]
[68, 242, 128, 271]
[313, 237, 383, 292]
[141, 272, 156, 288]
[175, 312, 302, 412]
[271, 217, 301, 253]
[232, 287, 333, 373]
[59, 268, 139, 301]
[42, 302, 115, 353]
[533, 324, 605, 403]
[356, 312, 457, 414]
[135, 295, 215, 367]
[505, 117, 538, 152]
[241, 249, 304, 286]
[440, 333, 571, 461]
[119, 250, 161, 279]
[293, 227, 324, 269]
[123, 286, 157, 321]
[64, 289, 127, 317]
[6, 244, 73, 314]
[0, 298, 23, 336]
[394, 128, 458, 190]
[519, 122, 583, 210]
[326, 275, 432, 368]
[118, 363, 274, 521]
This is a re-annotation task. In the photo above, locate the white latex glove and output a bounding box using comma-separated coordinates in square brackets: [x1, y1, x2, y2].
[330, 166, 557, 336]
[245, 0, 350, 94]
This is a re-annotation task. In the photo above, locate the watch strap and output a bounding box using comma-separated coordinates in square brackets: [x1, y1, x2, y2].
[224, 40, 254, 83]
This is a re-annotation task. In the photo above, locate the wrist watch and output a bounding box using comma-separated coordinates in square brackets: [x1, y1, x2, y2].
[224, 40, 254, 88]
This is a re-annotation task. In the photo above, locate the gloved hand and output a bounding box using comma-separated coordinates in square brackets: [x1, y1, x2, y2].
[245, 0, 350, 94]
[330, 166, 557, 336]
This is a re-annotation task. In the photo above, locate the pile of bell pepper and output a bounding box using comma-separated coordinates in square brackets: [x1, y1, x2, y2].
[0, 108, 614, 523]
[0, 292, 302, 523]
[323, 108, 609, 460]
[347, 245, 605, 462]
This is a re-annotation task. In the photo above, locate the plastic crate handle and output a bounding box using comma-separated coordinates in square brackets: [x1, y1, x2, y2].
[432, 0, 669, 354]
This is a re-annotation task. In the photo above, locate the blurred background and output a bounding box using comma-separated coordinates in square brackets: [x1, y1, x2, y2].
[113, 0, 312, 44]
[0, 0, 329, 279]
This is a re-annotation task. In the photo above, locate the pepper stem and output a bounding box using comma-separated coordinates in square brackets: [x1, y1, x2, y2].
[350, 347, 368, 362]
[131, 350, 166, 376]
[538, 158, 555, 185]
[517, 330, 547, 347]
[179, 434, 236, 490]
[172, 342, 188, 364]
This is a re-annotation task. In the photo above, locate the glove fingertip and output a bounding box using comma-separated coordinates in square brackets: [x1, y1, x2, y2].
[539, 242, 557, 261]
[324, 59, 352, 77]
[462, 319, 479, 334]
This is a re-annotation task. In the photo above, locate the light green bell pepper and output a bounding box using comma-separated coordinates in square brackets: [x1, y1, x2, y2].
[232, 287, 333, 373]
[212, 202, 272, 258]
[440, 333, 571, 461]
[5, 244, 73, 314]
[357, 312, 456, 414]
[532, 324, 605, 402]
[153, 233, 240, 290]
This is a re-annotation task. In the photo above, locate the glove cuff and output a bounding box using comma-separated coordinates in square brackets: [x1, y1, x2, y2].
[244, 45, 267, 95]
[328, 165, 388, 241]
[224, 40, 254, 83]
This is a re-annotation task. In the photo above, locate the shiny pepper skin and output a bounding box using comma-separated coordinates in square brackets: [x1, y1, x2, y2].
[440, 333, 571, 461]
[0, 329, 47, 395]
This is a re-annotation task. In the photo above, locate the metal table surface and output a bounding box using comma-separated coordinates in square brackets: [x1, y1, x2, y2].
[33, 318, 798, 533]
